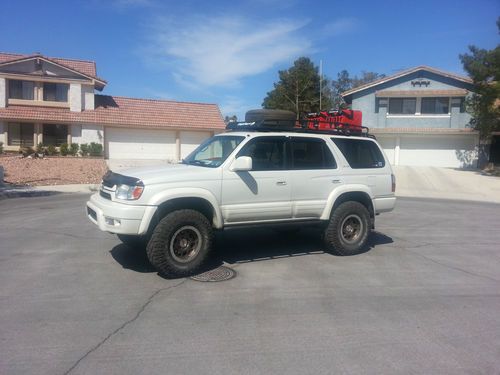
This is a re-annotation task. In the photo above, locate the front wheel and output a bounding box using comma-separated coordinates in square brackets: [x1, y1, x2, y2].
[146, 209, 213, 278]
[324, 201, 370, 256]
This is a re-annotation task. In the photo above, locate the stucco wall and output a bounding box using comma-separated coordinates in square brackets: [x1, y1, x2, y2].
[71, 124, 103, 145]
[0, 77, 6, 108]
[82, 85, 94, 110]
[69, 83, 82, 112]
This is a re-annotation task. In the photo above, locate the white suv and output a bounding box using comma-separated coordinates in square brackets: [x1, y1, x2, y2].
[87, 114, 396, 277]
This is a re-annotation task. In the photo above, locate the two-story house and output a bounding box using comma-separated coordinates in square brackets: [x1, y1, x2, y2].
[0, 52, 225, 160]
[342, 66, 479, 168]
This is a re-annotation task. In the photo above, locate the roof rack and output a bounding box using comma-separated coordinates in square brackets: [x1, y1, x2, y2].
[225, 109, 375, 138]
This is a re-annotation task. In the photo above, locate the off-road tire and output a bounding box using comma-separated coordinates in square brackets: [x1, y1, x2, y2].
[324, 201, 370, 256]
[146, 209, 213, 278]
[117, 234, 149, 249]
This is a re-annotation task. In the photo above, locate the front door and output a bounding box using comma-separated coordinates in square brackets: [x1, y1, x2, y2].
[221, 136, 291, 224]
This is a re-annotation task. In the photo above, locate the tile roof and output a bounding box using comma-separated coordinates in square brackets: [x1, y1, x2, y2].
[0, 95, 226, 130]
[0, 52, 101, 81]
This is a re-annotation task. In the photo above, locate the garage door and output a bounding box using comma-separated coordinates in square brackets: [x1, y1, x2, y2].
[180, 131, 212, 159]
[399, 135, 477, 168]
[376, 136, 395, 165]
[106, 128, 176, 160]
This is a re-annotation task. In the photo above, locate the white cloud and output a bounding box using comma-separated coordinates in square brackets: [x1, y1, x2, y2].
[219, 96, 254, 119]
[148, 16, 311, 87]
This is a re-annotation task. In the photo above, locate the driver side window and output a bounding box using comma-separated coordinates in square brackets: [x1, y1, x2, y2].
[237, 137, 286, 171]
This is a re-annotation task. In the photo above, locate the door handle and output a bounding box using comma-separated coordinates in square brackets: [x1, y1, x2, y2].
[276, 181, 287, 186]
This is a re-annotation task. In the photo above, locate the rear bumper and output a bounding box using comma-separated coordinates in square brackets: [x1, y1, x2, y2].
[86, 193, 148, 235]
[373, 196, 396, 213]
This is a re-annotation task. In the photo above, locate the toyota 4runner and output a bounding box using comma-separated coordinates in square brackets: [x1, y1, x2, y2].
[86, 110, 396, 278]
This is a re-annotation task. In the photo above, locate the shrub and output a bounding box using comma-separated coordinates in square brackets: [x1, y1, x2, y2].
[88, 142, 103, 157]
[60, 143, 69, 156]
[36, 143, 45, 154]
[70, 143, 79, 156]
[80, 143, 89, 156]
[47, 145, 57, 156]
[0, 141, 3, 154]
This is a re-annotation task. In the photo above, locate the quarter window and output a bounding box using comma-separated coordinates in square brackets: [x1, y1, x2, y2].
[421, 97, 449, 114]
[8, 80, 35, 100]
[332, 138, 385, 169]
[237, 137, 286, 171]
[388, 98, 416, 114]
[290, 137, 336, 169]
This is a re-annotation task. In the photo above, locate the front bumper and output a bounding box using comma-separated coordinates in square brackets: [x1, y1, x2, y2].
[86, 193, 148, 235]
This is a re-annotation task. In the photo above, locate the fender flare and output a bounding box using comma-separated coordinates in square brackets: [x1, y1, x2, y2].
[320, 184, 374, 220]
[138, 188, 223, 235]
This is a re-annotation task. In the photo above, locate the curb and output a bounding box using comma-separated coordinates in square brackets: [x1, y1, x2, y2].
[0, 184, 99, 200]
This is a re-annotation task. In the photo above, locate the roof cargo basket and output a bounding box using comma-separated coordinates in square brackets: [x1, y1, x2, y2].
[226, 109, 297, 131]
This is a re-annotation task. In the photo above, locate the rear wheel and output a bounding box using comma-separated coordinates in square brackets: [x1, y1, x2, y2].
[324, 201, 370, 256]
[146, 209, 213, 278]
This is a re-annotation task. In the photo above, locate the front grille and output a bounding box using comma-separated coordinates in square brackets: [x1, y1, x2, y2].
[100, 190, 112, 200]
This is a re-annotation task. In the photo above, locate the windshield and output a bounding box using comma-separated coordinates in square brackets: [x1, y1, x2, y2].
[183, 135, 245, 168]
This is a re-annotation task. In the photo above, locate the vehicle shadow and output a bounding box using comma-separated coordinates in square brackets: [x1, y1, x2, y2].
[109, 228, 393, 275]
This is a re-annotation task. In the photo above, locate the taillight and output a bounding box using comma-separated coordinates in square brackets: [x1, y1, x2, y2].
[391, 174, 396, 193]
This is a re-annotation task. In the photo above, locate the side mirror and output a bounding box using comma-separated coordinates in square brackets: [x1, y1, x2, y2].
[230, 156, 252, 172]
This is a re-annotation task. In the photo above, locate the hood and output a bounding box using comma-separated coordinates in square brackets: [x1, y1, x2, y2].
[111, 163, 220, 185]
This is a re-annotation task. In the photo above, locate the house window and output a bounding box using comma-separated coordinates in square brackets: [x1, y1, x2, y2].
[8, 80, 35, 100]
[8, 123, 34, 146]
[43, 124, 68, 146]
[388, 98, 416, 114]
[43, 83, 68, 102]
[421, 97, 449, 114]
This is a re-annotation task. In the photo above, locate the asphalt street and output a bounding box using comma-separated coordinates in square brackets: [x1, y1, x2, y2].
[1, 194, 499, 374]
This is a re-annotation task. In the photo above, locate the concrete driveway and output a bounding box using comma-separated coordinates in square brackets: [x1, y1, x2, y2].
[1, 194, 499, 374]
[394, 166, 500, 203]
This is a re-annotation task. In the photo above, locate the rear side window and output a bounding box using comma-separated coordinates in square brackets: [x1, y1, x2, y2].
[331, 138, 385, 169]
[290, 137, 337, 169]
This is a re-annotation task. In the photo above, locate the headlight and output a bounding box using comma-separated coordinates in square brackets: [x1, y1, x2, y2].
[115, 184, 144, 200]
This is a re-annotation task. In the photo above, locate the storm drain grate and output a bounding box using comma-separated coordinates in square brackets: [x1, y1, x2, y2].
[190, 266, 236, 282]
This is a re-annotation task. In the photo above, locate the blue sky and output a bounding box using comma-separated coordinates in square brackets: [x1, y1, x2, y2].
[1, 0, 498, 119]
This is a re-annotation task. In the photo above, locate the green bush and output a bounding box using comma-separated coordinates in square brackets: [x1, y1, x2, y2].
[36, 142, 45, 154]
[70, 143, 79, 156]
[80, 143, 89, 156]
[88, 142, 103, 157]
[47, 145, 57, 156]
[0, 141, 3, 154]
[60, 143, 69, 156]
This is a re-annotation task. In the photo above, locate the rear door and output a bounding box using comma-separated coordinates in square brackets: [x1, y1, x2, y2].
[289, 137, 340, 218]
